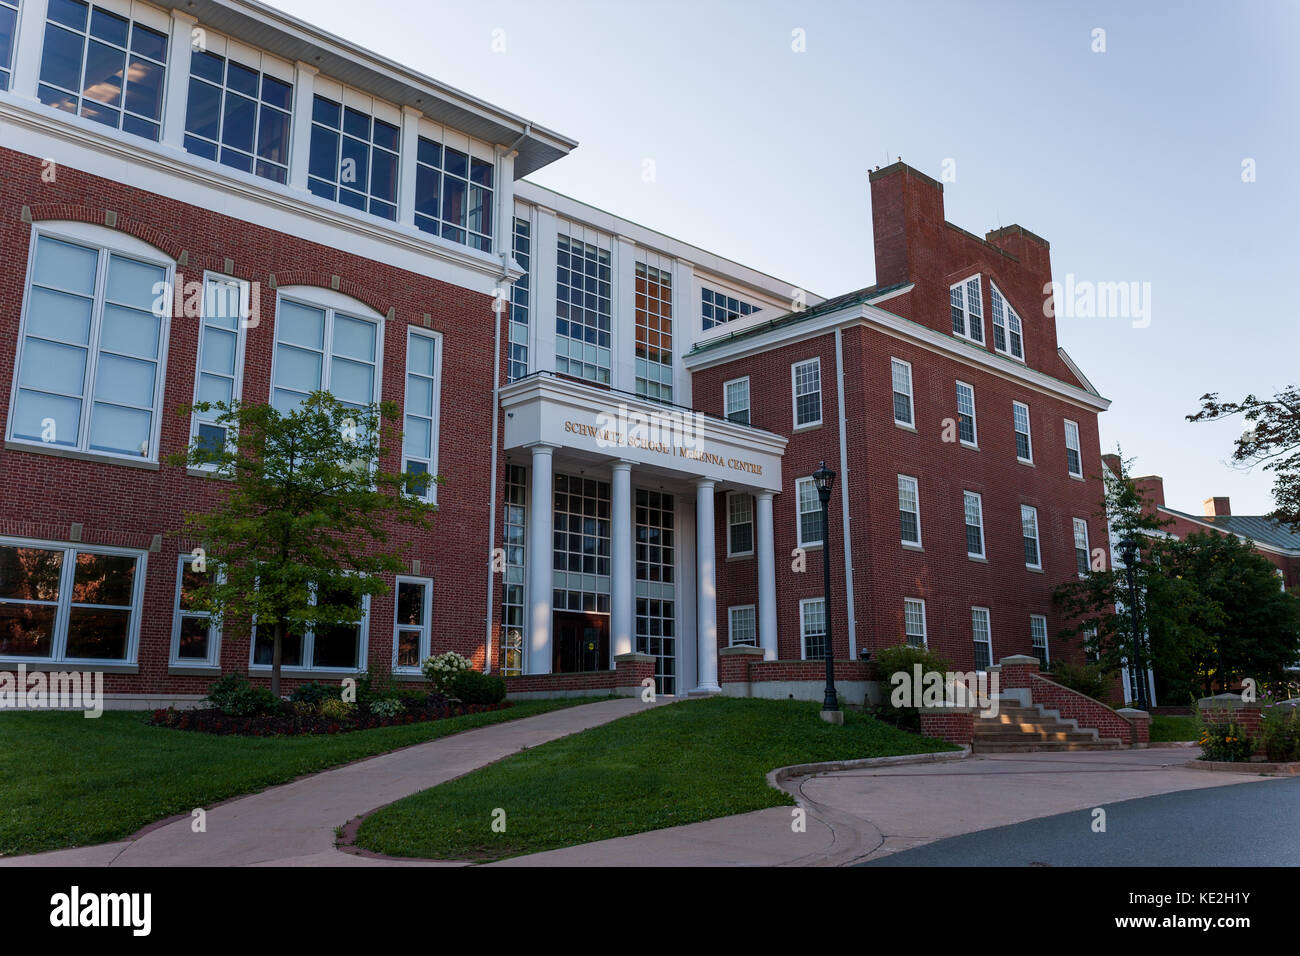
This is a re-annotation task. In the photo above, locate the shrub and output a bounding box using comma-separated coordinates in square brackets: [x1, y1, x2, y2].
[870, 643, 955, 733]
[1260, 703, 1300, 762]
[368, 697, 405, 718]
[290, 682, 338, 706]
[444, 669, 507, 705]
[1045, 660, 1113, 703]
[422, 651, 473, 693]
[319, 698, 356, 721]
[1196, 713, 1255, 762]
[205, 673, 281, 717]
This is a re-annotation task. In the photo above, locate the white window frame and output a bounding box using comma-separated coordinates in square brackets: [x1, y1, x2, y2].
[392, 575, 433, 674]
[963, 490, 985, 559]
[972, 606, 992, 672]
[170, 552, 222, 667]
[188, 272, 249, 469]
[1012, 400, 1033, 464]
[7, 222, 174, 464]
[1030, 614, 1050, 667]
[1021, 504, 1042, 570]
[728, 604, 757, 647]
[1073, 518, 1091, 578]
[724, 376, 751, 426]
[791, 357, 822, 429]
[248, 577, 372, 674]
[796, 477, 823, 548]
[799, 597, 827, 660]
[949, 274, 984, 344]
[904, 597, 927, 647]
[1064, 419, 1084, 478]
[726, 491, 755, 558]
[989, 281, 1025, 361]
[899, 474, 922, 547]
[955, 380, 978, 448]
[403, 326, 443, 504]
[268, 287, 385, 415]
[891, 357, 914, 427]
[0, 535, 147, 666]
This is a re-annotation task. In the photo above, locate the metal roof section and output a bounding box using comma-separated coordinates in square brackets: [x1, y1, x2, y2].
[1160, 507, 1300, 555]
[161, 0, 577, 177]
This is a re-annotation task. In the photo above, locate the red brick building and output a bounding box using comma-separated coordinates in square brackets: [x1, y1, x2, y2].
[0, 0, 1110, 707]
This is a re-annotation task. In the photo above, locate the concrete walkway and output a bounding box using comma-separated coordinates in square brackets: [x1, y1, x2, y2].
[1, 696, 665, 867]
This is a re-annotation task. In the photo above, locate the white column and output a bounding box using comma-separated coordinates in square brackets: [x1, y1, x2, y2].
[160, 10, 197, 150]
[9, 0, 49, 101]
[397, 106, 421, 227]
[526, 444, 555, 675]
[755, 491, 778, 661]
[694, 479, 720, 693]
[288, 61, 319, 193]
[610, 460, 634, 661]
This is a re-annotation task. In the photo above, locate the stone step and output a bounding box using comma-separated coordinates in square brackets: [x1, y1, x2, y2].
[973, 730, 1101, 743]
[973, 739, 1125, 753]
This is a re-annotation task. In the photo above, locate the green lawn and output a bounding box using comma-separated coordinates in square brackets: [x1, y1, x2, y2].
[0, 697, 591, 857]
[1150, 714, 1198, 742]
[353, 697, 955, 862]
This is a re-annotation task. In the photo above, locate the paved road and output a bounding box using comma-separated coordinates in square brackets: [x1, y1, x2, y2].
[863, 776, 1300, 866]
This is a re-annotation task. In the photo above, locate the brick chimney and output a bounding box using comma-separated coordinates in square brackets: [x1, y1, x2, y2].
[1203, 496, 1231, 517]
[1133, 475, 1166, 509]
[868, 161, 946, 291]
[1101, 454, 1122, 475]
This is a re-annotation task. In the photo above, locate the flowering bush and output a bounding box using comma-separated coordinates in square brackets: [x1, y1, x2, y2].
[368, 697, 405, 718]
[422, 651, 473, 693]
[319, 698, 356, 721]
[1197, 717, 1255, 762]
[1260, 700, 1300, 762]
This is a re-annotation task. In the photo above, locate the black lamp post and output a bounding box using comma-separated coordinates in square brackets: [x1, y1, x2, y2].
[812, 461, 839, 713]
[1118, 536, 1150, 711]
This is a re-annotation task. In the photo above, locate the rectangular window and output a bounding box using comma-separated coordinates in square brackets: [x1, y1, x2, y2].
[796, 477, 823, 548]
[792, 357, 822, 428]
[972, 607, 992, 671]
[1021, 504, 1041, 569]
[1073, 518, 1091, 577]
[899, 475, 921, 546]
[891, 358, 914, 426]
[0, 0, 18, 90]
[415, 137, 494, 252]
[724, 377, 750, 425]
[507, 217, 530, 382]
[949, 275, 983, 343]
[184, 49, 292, 184]
[10, 233, 170, 460]
[963, 491, 985, 559]
[1064, 420, 1083, 477]
[171, 554, 220, 666]
[555, 475, 612, 613]
[1030, 614, 1050, 668]
[800, 598, 827, 660]
[403, 328, 441, 501]
[270, 296, 381, 414]
[729, 604, 756, 647]
[307, 94, 399, 220]
[38, 0, 168, 140]
[727, 493, 754, 557]
[634, 261, 673, 403]
[501, 463, 527, 676]
[555, 234, 611, 385]
[701, 288, 756, 330]
[189, 275, 248, 464]
[252, 581, 368, 671]
[956, 381, 977, 446]
[0, 537, 144, 663]
[393, 576, 432, 672]
[904, 597, 927, 647]
[1013, 401, 1033, 462]
[990, 282, 1024, 360]
[634, 488, 675, 694]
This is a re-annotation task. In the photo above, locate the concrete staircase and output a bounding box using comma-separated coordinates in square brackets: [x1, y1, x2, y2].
[973, 699, 1125, 753]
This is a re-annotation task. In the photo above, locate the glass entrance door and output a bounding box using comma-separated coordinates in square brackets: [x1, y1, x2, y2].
[553, 611, 609, 673]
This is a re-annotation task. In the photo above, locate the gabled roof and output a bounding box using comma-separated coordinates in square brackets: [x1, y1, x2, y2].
[1159, 507, 1300, 554]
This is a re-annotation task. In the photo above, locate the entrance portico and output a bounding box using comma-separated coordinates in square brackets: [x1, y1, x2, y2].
[500, 372, 787, 694]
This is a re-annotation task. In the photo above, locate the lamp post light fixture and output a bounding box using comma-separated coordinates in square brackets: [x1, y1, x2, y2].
[812, 460, 839, 715]
[1118, 536, 1151, 711]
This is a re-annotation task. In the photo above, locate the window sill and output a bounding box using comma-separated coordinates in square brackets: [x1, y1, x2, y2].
[798, 542, 823, 552]
[1017, 458, 1035, 467]
[1069, 473, 1086, 482]
[1025, 566, 1045, 574]
[902, 542, 924, 552]
[187, 466, 232, 480]
[247, 666, 363, 680]
[0, 659, 138, 674]
[894, 421, 917, 433]
[792, 422, 824, 434]
[726, 552, 755, 562]
[168, 663, 222, 676]
[960, 442, 979, 451]
[5, 440, 160, 471]
[968, 554, 988, 563]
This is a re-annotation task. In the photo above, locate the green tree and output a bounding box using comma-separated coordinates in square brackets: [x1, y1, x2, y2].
[1189, 387, 1300, 530]
[169, 392, 437, 697]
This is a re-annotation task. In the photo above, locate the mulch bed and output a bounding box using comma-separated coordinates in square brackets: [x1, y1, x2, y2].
[148, 698, 510, 736]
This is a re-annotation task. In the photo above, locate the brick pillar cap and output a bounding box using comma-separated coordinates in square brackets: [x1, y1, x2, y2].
[1197, 693, 1254, 709]
[614, 652, 655, 663]
[998, 654, 1040, 666]
[1116, 708, 1151, 720]
[718, 645, 765, 657]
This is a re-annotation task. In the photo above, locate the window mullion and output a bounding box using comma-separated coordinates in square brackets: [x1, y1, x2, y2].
[78, 249, 111, 452]
[54, 546, 77, 662]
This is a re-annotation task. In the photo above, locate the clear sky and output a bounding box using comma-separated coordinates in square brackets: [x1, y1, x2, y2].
[271, 0, 1299, 515]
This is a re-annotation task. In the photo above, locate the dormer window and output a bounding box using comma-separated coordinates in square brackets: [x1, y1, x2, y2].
[949, 275, 983, 344]
[990, 282, 1024, 361]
